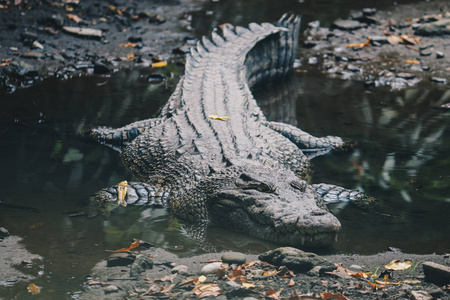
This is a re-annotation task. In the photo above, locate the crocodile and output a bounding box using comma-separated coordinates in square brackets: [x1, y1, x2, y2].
[89, 14, 367, 247]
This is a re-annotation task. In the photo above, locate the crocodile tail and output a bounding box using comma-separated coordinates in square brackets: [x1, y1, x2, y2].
[245, 14, 301, 89]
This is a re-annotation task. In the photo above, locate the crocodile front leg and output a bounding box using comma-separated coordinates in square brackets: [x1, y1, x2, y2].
[89, 181, 170, 217]
[263, 121, 344, 153]
[89, 118, 162, 146]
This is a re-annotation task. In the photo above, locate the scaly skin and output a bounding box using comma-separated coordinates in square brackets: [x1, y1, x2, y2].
[89, 14, 367, 247]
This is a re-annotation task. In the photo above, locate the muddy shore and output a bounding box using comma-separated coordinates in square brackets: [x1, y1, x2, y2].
[1, 0, 449, 299]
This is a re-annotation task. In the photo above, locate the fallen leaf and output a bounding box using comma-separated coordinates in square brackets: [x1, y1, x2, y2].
[287, 278, 295, 287]
[263, 269, 278, 276]
[193, 275, 207, 285]
[400, 34, 417, 45]
[345, 38, 371, 48]
[127, 53, 135, 60]
[242, 260, 258, 268]
[242, 282, 255, 288]
[266, 286, 283, 299]
[208, 115, 230, 121]
[113, 239, 140, 253]
[232, 265, 244, 277]
[216, 263, 228, 278]
[290, 291, 320, 299]
[375, 279, 401, 285]
[384, 260, 412, 271]
[404, 59, 420, 64]
[386, 35, 403, 45]
[154, 273, 177, 283]
[119, 42, 138, 47]
[203, 259, 222, 263]
[88, 280, 110, 286]
[321, 291, 350, 300]
[151, 61, 168, 68]
[366, 280, 385, 290]
[66, 13, 83, 23]
[192, 283, 222, 298]
[27, 283, 40, 295]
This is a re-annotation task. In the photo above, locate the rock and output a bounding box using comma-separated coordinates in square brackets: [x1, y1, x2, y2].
[201, 262, 223, 275]
[414, 19, 450, 36]
[436, 51, 444, 58]
[171, 264, 188, 274]
[130, 254, 153, 278]
[147, 74, 165, 84]
[172, 46, 191, 55]
[308, 57, 318, 64]
[0, 227, 9, 239]
[63, 27, 102, 39]
[370, 35, 389, 44]
[221, 252, 246, 265]
[396, 73, 416, 80]
[332, 20, 363, 31]
[3, 60, 38, 77]
[103, 285, 119, 294]
[423, 261, 450, 285]
[21, 31, 38, 45]
[106, 252, 135, 267]
[431, 77, 447, 84]
[420, 50, 432, 56]
[362, 8, 377, 16]
[128, 36, 143, 43]
[93, 63, 110, 75]
[149, 14, 166, 24]
[258, 247, 333, 273]
[48, 14, 65, 28]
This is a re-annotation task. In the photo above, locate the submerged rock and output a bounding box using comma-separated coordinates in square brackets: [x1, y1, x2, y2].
[221, 252, 246, 265]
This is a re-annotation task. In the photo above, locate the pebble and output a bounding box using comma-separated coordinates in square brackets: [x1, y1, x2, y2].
[436, 51, 444, 58]
[396, 73, 416, 80]
[93, 63, 110, 75]
[431, 77, 447, 84]
[106, 252, 135, 267]
[103, 285, 119, 294]
[171, 264, 188, 274]
[200, 262, 223, 275]
[0, 227, 9, 239]
[332, 20, 362, 30]
[221, 252, 246, 265]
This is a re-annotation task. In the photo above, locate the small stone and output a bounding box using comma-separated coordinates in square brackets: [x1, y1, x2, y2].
[0, 227, 9, 239]
[293, 59, 302, 68]
[130, 254, 153, 278]
[436, 51, 444, 58]
[420, 50, 432, 56]
[149, 14, 165, 24]
[431, 77, 447, 84]
[419, 44, 434, 50]
[93, 63, 110, 75]
[221, 252, 246, 265]
[201, 262, 223, 275]
[103, 285, 119, 294]
[3, 60, 38, 77]
[308, 57, 318, 64]
[332, 20, 362, 31]
[128, 36, 143, 43]
[362, 8, 377, 16]
[172, 46, 191, 55]
[48, 14, 65, 28]
[349, 264, 363, 270]
[171, 265, 188, 274]
[421, 65, 430, 71]
[370, 35, 389, 44]
[396, 73, 416, 80]
[147, 74, 165, 84]
[21, 31, 38, 44]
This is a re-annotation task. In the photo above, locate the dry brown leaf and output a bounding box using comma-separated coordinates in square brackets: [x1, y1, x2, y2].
[192, 283, 222, 298]
[232, 265, 244, 277]
[366, 280, 385, 290]
[113, 239, 140, 253]
[321, 291, 350, 300]
[88, 280, 110, 286]
[154, 273, 177, 283]
[216, 263, 228, 278]
[242, 282, 255, 288]
[126, 53, 135, 60]
[290, 290, 321, 299]
[264, 269, 279, 276]
[66, 13, 83, 23]
[384, 260, 412, 271]
[151, 61, 168, 68]
[267, 286, 283, 299]
[404, 59, 420, 64]
[400, 34, 417, 45]
[386, 35, 403, 45]
[242, 260, 258, 268]
[119, 42, 138, 47]
[27, 283, 40, 295]
[287, 278, 295, 287]
[345, 38, 371, 48]
[203, 259, 222, 263]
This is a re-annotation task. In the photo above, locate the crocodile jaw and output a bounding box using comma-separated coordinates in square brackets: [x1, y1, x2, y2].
[210, 171, 341, 247]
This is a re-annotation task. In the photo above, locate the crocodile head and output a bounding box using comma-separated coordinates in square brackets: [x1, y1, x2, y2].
[209, 167, 341, 247]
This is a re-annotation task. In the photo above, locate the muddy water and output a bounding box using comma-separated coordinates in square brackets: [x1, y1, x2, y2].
[1, 1, 449, 299]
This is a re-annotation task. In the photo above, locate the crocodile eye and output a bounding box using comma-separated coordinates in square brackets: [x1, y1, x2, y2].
[257, 182, 276, 193]
[290, 180, 306, 192]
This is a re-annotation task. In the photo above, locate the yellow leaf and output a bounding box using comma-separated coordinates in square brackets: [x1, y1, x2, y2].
[242, 282, 255, 288]
[384, 260, 412, 271]
[27, 283, 40, 295]
[127, 53, 134, 60]
[113, 239, 140, 253]
[208, 115, 230, 121]
[263, 269, 278, 276]
[151, 61, 168, 68]
[345, 38, 371, 48]
[65, 13, 83, 23]
[404, 59, 420, 64]
[375, 279, 401, 285]
[119, 42, 137, 47]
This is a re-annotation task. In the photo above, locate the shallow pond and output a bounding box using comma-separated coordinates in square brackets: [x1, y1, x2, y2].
[1, 0, 449, 298]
